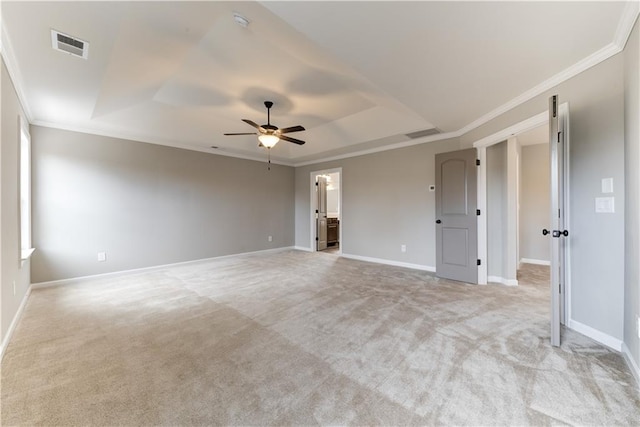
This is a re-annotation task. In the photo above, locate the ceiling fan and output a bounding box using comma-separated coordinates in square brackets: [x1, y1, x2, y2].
[224, 101, 306, 149]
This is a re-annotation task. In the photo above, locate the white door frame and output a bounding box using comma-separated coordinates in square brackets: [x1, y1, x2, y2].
[472, 105, 571, 323]
[309, 168, 343, 253]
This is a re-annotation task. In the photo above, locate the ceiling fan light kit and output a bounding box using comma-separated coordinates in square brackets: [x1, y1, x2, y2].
[257, 133, 279, 148]
[224, 100, 306, 169]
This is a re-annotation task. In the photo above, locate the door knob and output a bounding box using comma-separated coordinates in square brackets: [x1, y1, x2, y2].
[436, 219, 442, 224]
[542, 229, 550, 236]
[552, 230, 569, 238]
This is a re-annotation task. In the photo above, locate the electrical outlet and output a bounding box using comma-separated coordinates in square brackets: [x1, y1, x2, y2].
[12, 280, 16, 296]
[401, 244, 406, 253]
[268, 235, 273, 242]
[97, 251, 106, 262]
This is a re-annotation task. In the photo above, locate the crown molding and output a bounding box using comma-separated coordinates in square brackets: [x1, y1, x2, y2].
[1, 19, 33, 121]
[472, 110, 549, 149]
[292, 129, 461, 167]
[614, 0, 640, 49]
[31, 120, 295, 167]
[3, 3, 638, 169]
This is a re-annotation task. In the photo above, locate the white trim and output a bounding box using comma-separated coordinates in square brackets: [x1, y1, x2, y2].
[31, 247, 295, 289]
[559, 102, 572, 326]
[293, 246, 312, 252]
[613, 1, 640, 49]
[473, 111, 548, 149]
[2, 7, 638, 168]
[30, 121, 295, 167]
[293, 131, 461, 167]
[0, 22, 33, 121]
[1, 286, 32, 361]
[477, 147, 487, 284]
[487, 276, 518, 287]
[568, 319, 622, 351]
[520, 258, 550, 266]
[622, 342, 640, 387]
[340, 253, 435, 273]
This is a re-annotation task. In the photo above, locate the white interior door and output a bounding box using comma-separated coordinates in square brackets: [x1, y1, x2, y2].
[548, 95, 569, 347]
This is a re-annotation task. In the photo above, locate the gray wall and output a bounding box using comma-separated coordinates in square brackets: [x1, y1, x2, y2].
[30, 126, 295, 283]
[486, 141, 507, 278]
[295, 138, 460, 268]
[520, 143, 550, 263]
[460, 50, 626, 341]
[623, 18, 639, 373]
[1, 59, 31, 343]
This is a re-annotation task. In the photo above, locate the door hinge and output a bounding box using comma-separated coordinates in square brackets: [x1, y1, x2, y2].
[476, 159, 480, 166]
[315, 181, 318, 186]
[315, 237, 319, 241]
[557, 131, 561, 143]
[476, 209, 481, 216]
[552, 96, 557, 118]
[559, 283, 561, 293]
[477, 259, 481, 266]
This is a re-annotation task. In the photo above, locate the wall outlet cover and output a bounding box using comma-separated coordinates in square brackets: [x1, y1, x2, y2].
[97, 251, 107, 262]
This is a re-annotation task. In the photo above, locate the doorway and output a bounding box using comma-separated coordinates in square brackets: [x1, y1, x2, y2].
[310, 168, 342, 254]
[474, 102, 571, 345]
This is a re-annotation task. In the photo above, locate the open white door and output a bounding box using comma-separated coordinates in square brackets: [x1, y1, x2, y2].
[547, 95, 569, 347]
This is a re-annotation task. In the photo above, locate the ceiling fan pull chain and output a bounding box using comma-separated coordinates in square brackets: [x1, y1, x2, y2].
[268, 148, 271, 171]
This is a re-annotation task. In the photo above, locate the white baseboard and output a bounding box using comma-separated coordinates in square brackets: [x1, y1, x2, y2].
[622, 342, 640, 387]
[340, 253, 435, 273]
[1, 286, 32, 361]
[568, 319, 622, 351]
[31, 246, 295, 289]
[488, 276, 519, 286]
[520, 258, 550, 266]
[293, 246, 312, 252]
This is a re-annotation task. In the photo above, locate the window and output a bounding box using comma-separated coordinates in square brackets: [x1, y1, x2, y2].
[20, 119, 33, 261]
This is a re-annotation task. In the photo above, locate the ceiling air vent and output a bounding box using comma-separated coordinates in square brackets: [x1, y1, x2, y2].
[51, 30, 89, 59]
[405, 128, 440, 139]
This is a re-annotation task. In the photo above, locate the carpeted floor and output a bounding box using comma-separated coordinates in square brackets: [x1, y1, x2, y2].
[2, 250, 638, 425]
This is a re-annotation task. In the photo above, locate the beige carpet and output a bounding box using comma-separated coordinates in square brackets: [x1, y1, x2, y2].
[2, 250, 638, 425]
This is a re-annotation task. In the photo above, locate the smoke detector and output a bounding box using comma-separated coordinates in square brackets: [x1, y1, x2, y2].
[233, 13, 250, 28]
[51, 29, 89, 59]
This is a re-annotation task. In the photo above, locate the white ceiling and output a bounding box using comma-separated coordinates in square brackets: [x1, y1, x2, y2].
[1, 1, 636, 165]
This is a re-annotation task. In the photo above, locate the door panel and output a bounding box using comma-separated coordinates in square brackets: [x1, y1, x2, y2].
[548, 95, 568, 347]
[436, 148, 478, 284]
[442, 228, 469, 266]
[441, 160, 468, 215]
[316, 176, 328, 251]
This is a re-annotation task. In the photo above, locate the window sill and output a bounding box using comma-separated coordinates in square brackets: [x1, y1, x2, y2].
[21, 248, 35, 261]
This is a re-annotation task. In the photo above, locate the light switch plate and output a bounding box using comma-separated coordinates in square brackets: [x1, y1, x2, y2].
[595, 197, 615, 213]
[601, 178, 613, 194]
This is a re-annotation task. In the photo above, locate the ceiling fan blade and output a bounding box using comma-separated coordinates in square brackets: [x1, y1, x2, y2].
[224, 132, 257, 136]
[242, 119, 265, 132]
[278, 125, 305, 134]
[280, 135, 306, 145]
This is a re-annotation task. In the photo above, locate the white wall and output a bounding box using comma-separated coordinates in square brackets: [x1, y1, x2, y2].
[520, 143, 550, 263]
[295, 138, 460, 268]
[1, 59, 31, 347]
[30, 126, 295, 283]
[460, 49, 627, 343]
